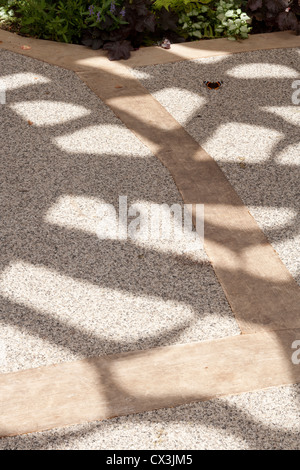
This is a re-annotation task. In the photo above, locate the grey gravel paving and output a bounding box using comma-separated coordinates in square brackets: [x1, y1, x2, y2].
[0, 49, 239, 374]
[132, 48, 300, 285]
[1, 48, 299, 451]
[1, 384, 300, 450]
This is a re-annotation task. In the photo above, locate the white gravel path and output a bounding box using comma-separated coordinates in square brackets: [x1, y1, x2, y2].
[0, 49, 239, 374]
[132, 47, 300, 285]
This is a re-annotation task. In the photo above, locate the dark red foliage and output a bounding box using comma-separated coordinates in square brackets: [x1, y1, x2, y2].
[246, 0, 300, 34]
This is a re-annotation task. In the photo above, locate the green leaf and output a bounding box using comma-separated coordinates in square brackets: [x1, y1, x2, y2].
[22, 17, 36, 25]
[240, 25, 249, 32]
[192, 30, 202, 38]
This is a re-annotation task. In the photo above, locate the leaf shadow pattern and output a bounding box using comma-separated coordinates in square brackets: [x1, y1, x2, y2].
[0, 44, 299, 449]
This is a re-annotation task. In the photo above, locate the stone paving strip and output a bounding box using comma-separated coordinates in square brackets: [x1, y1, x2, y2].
[1, 383, 300, 449]
[1, 328, 300, 437]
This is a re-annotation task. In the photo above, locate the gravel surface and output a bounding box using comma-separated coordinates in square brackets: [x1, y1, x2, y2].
[1, 47, 299, 451]
[132, 48, 300, 285]
[1, 383, 300, 450]
[0, 50, 239, 374]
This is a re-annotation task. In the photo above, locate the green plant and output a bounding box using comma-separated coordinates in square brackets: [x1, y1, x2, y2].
[178, 5, 216, 39]
[0, 0, 19, 28]
[153, 0, 215, 13]
[82, 0, 157, 60]
[0, 0, 91, 43]
[176, 0, 251, 40]
[215, 0, 252, 39]
[86, 1, 127, 32]
[0, 0, 254, 60]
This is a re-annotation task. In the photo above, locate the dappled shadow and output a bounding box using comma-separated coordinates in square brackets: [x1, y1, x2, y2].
[0, 42, 299, 448]
[2, 388, 300, 449]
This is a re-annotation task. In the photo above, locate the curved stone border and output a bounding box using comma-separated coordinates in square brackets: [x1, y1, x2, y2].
[0, 29, 300, 436]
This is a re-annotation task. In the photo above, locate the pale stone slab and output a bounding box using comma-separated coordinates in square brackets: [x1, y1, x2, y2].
[1, 329, 300, 437]
[0, 30, 299, 69]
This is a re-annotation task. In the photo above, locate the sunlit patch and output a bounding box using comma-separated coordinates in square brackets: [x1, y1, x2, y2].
[275, 142, 300, 166]
[261, 106, 300, 127]
[45, 195, 205, 258]
[152, 88, 207, 126]
[227, 63, 299, 79]
[9, 100, 91, 126]
[53, 124, 151, 156]
[202, 123, 283, 163]
[0, 261, 196, 338]
[45, 195, 106, 235]
[0, 73, 50, 90]
[270, 236, 300, 279]
[248, 206, 297, 230]
[131, 70, 153, 80]
[75, 57, 107, 69]
[175, 44, 228, 60]
[197, 55, 228, 64]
